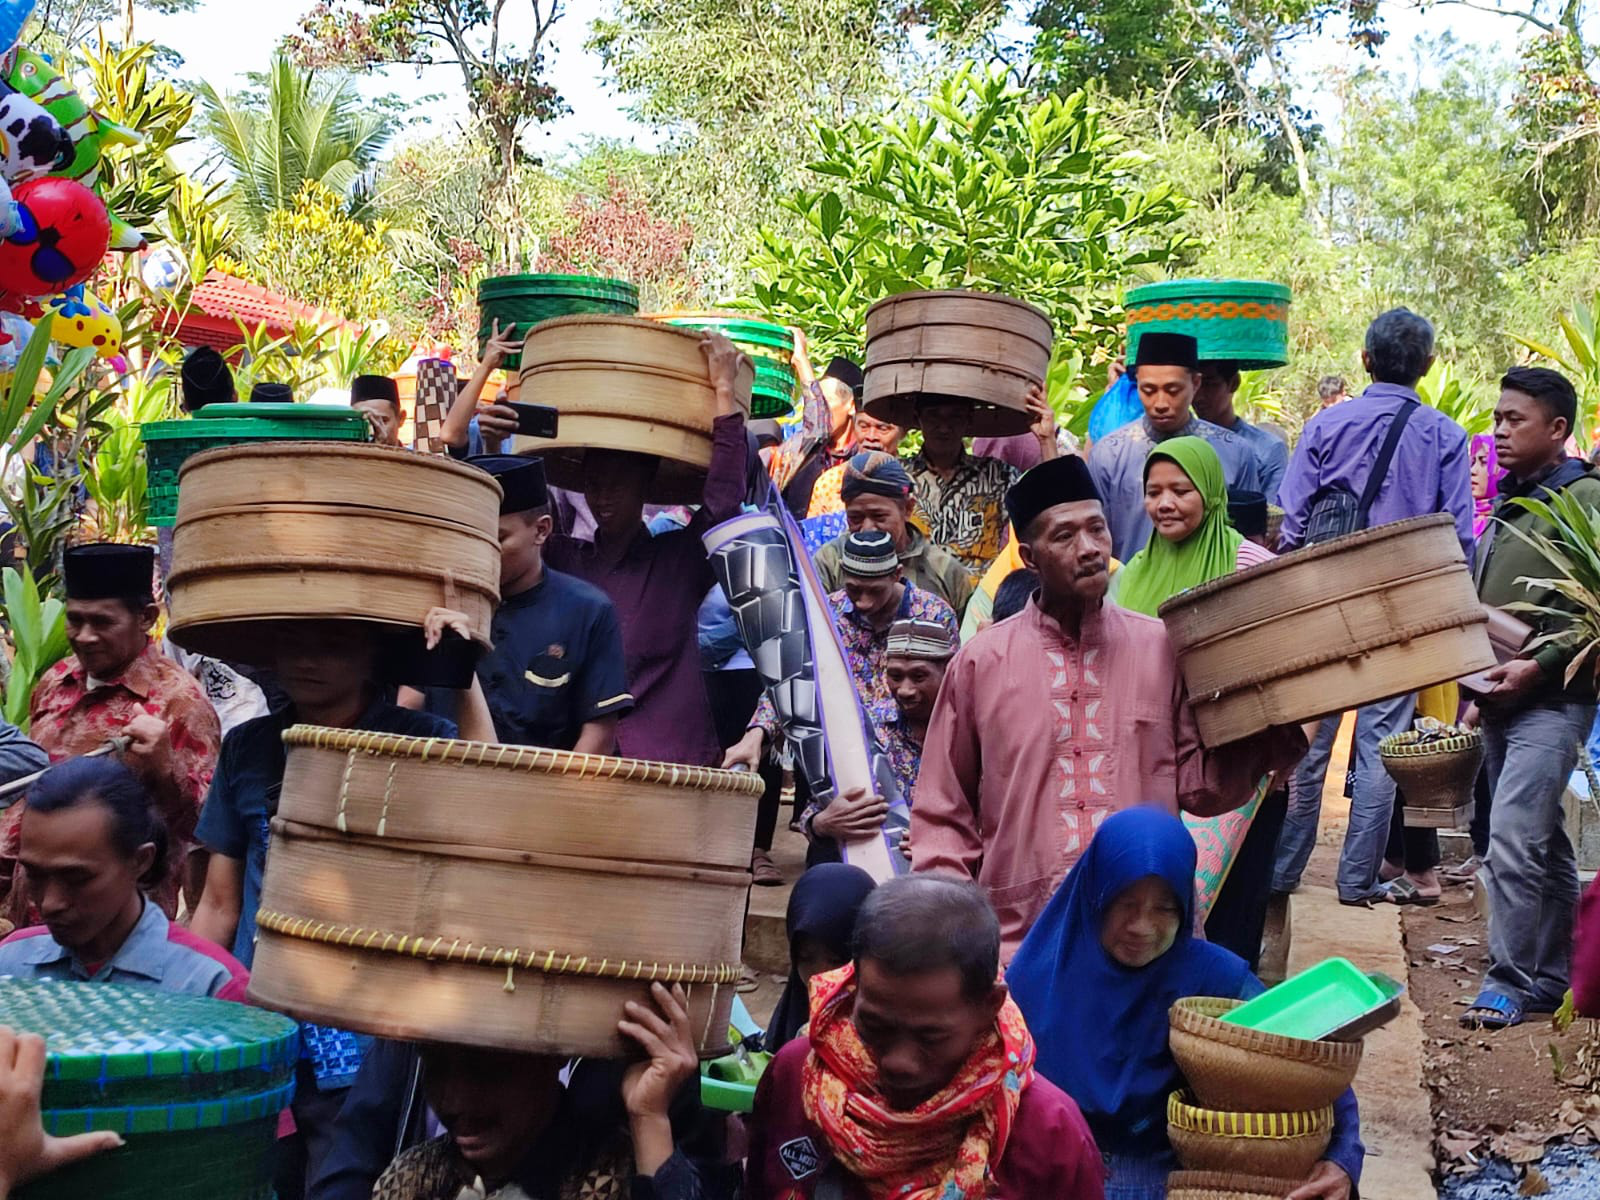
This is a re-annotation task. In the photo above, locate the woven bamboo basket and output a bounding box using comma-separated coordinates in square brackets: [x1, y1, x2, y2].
[515, 314, 754, 505]
[1380, 729, 1484, 828]
[1169, 998, 1362, 1113]
[862, 289, 1052, 437]
[166, 442, 501, 666]
[246, 726, 765, 1058]
[1168, 1172, 1308, 1200]
[1167, 1090, 1333, 1178]
[1158, 516, 1495, 746]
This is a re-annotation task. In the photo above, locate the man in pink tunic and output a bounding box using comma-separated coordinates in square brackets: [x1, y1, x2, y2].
[911, 455, 1306, 957]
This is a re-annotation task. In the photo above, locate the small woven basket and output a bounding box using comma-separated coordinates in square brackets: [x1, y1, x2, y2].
[1379, 729, 1483, 827]
[1167, 1091, 1333, 1179]
[1169, 997, 1362, 1112]
[1168, 1171, 1308, 1200]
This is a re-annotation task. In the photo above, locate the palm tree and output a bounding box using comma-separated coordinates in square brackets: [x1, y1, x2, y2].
[198, 54, 395, 238]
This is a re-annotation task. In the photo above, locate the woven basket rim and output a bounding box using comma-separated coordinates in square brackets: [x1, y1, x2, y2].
[1158, 514, 1460, 613]
[1168, 1171, 1311, 1198]
[865, 287, 1050, 321]
[1379, 729, 1483, 758]
[1167, 1089, 1334, 1136]
[523, 313, 705, 343]
[282, 724, 767, 796]
[1170, 997, 1364, 1065]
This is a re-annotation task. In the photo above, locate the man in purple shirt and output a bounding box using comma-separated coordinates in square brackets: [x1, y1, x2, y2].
[1272, 308, 1474, 906]
[545, 334, 750, 766]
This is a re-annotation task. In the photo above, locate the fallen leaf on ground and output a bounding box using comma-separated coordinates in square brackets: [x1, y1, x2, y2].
[1520, 1166, 1550, 1195]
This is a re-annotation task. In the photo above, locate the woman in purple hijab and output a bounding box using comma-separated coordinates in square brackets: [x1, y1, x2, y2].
[1470, 433, 1504, 540]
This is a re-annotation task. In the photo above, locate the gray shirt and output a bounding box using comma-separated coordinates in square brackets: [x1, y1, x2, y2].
[1088, 415, 1262, 559]
[1227, 416, 1290, 506]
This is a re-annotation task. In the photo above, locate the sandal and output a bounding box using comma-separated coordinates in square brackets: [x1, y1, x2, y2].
[1461, 990, 1524, 1029]
[751, 849, 782, 887]
[1442, 855, 1484, 884]
[1380, 877, 1440, 906]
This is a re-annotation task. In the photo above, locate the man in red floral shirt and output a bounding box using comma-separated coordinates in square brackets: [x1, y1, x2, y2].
[1, 544, 220, 924]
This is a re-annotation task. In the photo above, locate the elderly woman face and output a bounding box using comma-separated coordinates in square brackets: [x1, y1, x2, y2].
[1143, 459, 1206, 543]
[1100, 876, 1183, 968]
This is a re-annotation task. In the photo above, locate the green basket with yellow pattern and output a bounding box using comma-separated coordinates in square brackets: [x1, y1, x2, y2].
[1125, 280, 1291, 370]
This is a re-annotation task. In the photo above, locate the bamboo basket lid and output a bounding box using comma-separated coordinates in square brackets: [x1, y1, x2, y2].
[1157, 516, 1495, 746]
[247, 726, 763, 1057]
[166, 441, 502, 666]
[516, 314, 754, 505]
[863, 289, 1053, 437]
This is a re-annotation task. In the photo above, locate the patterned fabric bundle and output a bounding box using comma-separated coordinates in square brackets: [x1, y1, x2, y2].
[840, 451, 913, 502]
[800, 963, 1034, 1199]
[373, 1133, 635, 1199]
[411, 358, 459, 455]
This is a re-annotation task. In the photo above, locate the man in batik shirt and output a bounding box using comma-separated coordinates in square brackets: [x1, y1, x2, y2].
[874, 618, 959, 808]
[4, 544, 220, 923]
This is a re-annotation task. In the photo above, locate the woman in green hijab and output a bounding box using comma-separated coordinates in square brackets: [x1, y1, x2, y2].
[1111, 436, 1272, 617]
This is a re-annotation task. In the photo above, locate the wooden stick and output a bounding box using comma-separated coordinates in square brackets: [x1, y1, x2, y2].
[0, 738, 127, 810]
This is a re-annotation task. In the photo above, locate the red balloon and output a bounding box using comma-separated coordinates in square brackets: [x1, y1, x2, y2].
[0, 178, 111, 300]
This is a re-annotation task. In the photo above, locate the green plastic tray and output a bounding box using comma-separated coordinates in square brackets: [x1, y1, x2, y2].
[701, 1073, 758, 1114]
[1125, 278, 1291, 371]
[1219, 957, 1395, 1040]
[192, 403, 363, 423]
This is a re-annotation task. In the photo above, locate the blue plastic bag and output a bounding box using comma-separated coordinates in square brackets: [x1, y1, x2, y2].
[1088, 373, 1142, 443]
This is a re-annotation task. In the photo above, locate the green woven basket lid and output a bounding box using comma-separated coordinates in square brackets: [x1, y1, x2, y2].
[1125, 278, 1292, 370]
[17, 1119, 281, 1200]
[477, 273, 638, 301]
[657, 313, 794, 353]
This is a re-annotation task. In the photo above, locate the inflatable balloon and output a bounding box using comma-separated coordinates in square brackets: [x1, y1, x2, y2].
[0, 177, 111, 300]
[0, 78, 70, 181]
[0, 178, 20, 238]
[43, 285, 119, 356]
[0, 3, 34, 54]
[4, 48, 143, 250]
[141, 243, 188, 293]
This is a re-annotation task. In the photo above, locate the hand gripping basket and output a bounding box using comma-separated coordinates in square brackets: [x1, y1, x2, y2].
[1169, 997, 1362, 1113]
[1379, 728, 1484, 829]
[1167, 1090, 1333, 1178]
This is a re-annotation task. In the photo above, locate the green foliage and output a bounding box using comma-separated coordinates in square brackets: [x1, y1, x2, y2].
[198, 54, 396, 238]
[256, 182, 401, 325]
[1501, 490, 1600, 687]
[0, 566, 68, 731]
[745, 66, 1193, 408]
[80, 375, 175, 544]
[1512, 288, 1600, 447]
[1416, 360, 1493, 437]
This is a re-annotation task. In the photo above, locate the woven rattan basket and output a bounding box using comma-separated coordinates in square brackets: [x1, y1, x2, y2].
[1158, 516, 1494, 746]
[1169, 998, 1362, 1112]
[166, 441, 502, 666]
[247, 726, 764, 1058]
[515, 314, 754, 505]
[1168, 1171, 1307, 1200]
[1167, 1090, 1333, 1178]
[862, 289, 1052, 437]
[1380, 729, 1484, 828]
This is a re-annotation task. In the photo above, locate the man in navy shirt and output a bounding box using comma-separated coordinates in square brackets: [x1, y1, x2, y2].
[189, 618, 459, 1200]
[423, 455, 632, 753]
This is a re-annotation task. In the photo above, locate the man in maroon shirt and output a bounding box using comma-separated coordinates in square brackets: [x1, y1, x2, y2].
[544, 334, 750, 766]
[745, 876, 1105, 1199]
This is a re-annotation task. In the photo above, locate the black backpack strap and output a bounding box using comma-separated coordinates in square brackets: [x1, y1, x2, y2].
[1355, 399, 1418, 527]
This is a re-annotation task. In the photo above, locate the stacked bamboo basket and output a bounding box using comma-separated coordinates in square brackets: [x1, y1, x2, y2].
[862, 289, 1052, 437]
[1166, 997, 1362, 1186]
[515, 314, 754, 504]
[165, 442, 503, 666]
[1158, 516, 1495, 746]
[247, 727, 763, 1056]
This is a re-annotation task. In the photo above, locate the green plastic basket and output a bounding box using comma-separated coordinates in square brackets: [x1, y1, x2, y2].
[477, 273, 639, 370]
[1125, 279, 1291, 371]
[2, 978, 298, 1200]
[655, 312, 798, 418]
[140, 404, 371, 527]
[1220, 957, 1399, 1040]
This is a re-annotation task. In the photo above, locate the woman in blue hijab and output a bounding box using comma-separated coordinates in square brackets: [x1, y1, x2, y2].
[1007, 808, 1363, 1200]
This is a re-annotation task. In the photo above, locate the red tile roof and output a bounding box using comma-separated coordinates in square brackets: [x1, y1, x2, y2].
[156, 271, 365, 349]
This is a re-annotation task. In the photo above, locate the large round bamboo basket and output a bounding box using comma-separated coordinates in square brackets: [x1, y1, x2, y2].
[515, 314, 754, 505]
[1381, 729, 1484, 828]
[1158, 516, 1495, 746]
[1168, 1172, 1308, 1200]
[862, 289, 1052, 437]
[1167, 1091, 1333, 1178]
[247, 726, 765, 1058]
[1170, 998, 1362, 1113]
[166, 442, 501, 666]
